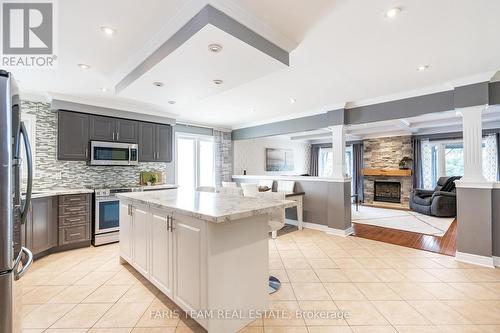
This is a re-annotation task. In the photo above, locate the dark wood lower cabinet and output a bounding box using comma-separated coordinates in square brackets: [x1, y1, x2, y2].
[23, 194, 92, 259]
[58, 194, 91, 245]
[24, 197, 58, 256]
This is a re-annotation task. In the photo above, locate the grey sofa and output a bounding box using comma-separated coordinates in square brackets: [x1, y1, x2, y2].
[409, 176, 459, 217]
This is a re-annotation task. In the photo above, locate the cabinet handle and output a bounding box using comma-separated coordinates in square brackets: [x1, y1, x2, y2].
[66, 207, 82, 212]
[170, 216, 175, 232]
[69, 233, 81, 237]
[117, 132, 119, 140]
[166, 215, 170, 231]
[85, 147, 88, 159]
[67, 218, 81, 222]
[112, 132, 115, 141]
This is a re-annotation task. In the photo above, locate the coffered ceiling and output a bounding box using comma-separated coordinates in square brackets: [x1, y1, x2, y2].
[10, 0, 500, 129]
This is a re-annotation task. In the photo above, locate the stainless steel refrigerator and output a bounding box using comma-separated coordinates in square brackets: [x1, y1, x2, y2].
[0, 70, 34, 333]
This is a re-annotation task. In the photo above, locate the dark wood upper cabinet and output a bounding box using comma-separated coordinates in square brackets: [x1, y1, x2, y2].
[58, 111, 89, 161]
[90, 116, 138, 143]
[139, 122, 172, 162]
[156, 124, 172, 162]
[138, 122, 156, 162]
[116, 119, 138, 143]
[89, 115, 115, 141]
[58, 110, 170, 162]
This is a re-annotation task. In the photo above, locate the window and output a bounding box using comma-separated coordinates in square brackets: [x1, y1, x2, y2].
[318, 145, 354, 178]
[176, 134, 214, 190]
[421, 135, 498, 189]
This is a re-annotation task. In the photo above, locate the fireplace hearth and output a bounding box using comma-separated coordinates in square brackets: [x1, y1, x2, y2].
[374, 181, 401, 203]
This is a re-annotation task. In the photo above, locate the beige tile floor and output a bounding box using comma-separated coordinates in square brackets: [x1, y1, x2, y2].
[20, 229, 500, 333]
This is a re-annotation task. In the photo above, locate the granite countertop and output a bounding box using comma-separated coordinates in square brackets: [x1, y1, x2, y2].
[28, 188, 95, 199]
[117, 189, 297, 223]
[25, 184, 178, 199]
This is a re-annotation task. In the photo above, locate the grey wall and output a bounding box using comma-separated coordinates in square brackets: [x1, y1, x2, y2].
[22, 101, 175, 189]
[493, 188, 500, 257]
[233, 81, 499, 141]
[235, 178, 351, 230]
[456, 187, 493, 257]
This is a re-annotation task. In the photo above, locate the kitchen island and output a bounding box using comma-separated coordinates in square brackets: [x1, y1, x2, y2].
[117, 189, 295, 333]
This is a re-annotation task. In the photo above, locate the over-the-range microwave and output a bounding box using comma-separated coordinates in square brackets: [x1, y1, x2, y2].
[89, 141, 138, 166]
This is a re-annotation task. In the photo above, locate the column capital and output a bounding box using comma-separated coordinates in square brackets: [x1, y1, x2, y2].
[456, 104, 488, 116]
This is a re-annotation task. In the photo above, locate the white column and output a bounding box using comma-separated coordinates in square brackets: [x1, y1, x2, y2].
[457, 105, 487, 183]
[330, 125, 347, 179]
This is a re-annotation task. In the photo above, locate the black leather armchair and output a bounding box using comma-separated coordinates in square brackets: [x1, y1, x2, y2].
[409, 176, 458, 217]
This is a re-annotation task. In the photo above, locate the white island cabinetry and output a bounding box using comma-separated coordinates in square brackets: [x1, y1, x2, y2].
[117, 190, 294, 333]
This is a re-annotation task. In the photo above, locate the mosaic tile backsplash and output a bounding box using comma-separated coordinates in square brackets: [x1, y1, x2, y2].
[21, 101, 174, 190]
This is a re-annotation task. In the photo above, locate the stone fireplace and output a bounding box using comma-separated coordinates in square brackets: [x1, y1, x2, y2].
[363, 136, 413, 208]
[374, 181, 401, 203]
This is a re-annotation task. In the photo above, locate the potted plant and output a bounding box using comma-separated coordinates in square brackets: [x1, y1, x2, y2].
[399, 156, 413, 170]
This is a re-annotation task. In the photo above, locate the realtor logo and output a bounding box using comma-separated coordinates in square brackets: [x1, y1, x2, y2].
[1, 0, 57, 68]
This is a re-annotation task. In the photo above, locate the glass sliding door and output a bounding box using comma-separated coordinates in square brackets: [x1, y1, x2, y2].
[176, 134, 214, 190]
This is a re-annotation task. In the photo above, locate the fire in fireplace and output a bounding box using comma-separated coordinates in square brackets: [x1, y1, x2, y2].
[374, 181, 401, 203]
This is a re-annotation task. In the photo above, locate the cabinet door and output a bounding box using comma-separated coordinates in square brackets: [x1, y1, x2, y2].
[90, 115, 115, 142]
[119, 201, 132, 262]
[116, 119, 138, 143]
[58, 111, 89, 161]
[138, 122, 156, 162]
[156, 124, 172, 162]
[132, 204, 149, 278]
[31, 197, 57, 255]
[149, 210, 173, 297]
[173, 215, 205, 312]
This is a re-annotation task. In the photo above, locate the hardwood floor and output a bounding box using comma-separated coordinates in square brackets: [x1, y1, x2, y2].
[352, 219, 457, 256]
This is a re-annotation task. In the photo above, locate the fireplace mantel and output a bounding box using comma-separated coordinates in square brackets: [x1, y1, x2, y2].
[362, 168, 412, 177]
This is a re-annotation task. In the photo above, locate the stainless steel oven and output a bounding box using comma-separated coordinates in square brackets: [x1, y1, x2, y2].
[90, 141, 138, 166]
[93, 187, 142, 246]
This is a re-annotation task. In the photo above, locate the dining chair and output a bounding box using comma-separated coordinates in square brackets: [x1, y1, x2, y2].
[277, 180, 295, 193]
[241, 183, 259, 197]
[218, 187, 243, 196]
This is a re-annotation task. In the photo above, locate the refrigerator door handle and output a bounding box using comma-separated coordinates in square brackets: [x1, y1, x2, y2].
[13, 246, 33, 280]
[16, 121, 33, 225]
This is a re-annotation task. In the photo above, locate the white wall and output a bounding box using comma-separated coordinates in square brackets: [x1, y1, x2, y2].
[233, 137, 311, 175]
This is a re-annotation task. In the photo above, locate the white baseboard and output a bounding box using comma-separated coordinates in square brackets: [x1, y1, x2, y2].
[455, 251, 495, 268]
[326, 225, 354, 237]
[286, 219, 353, 237]
[494, 256, 500, 267]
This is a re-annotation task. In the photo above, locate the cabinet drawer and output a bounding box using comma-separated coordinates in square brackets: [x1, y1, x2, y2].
[59, 224, 89, 245]
[59, 194, 89, 205]
[59, 204, 89, 217]
[59, 214, 89, 227]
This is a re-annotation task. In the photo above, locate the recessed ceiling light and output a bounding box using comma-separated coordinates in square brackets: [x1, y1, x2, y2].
[417, 65, 430, 72]
[208, 43, 223, 53]
[168, 100, 176, 105]
[153, 81, 164, 87]
[78, 63, 90, 69]
[250, 108, 255, 113]
[100, 26, 117, 36]
[385, 7, 402, 18]
[213, 79, 223, 85]
[290, 98, 297, 104]
[100, 87, 110, 93]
